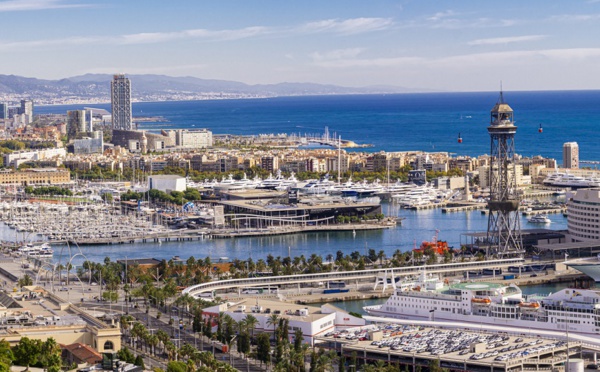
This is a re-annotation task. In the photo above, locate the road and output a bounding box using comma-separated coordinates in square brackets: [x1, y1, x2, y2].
[83, 300, 267, 372]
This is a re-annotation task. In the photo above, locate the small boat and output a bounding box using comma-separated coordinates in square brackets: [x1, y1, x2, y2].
[471, 298, 492, 305]
[528, 214, 551, 224]
[519, 301, 540, 309]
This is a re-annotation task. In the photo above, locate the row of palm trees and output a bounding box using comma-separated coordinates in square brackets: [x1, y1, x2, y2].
[120, 314, 238, 372]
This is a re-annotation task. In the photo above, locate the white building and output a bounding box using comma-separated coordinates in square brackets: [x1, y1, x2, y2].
[202, 298, 365, 345]
[567, 188, 600, 242]
[148, 175, 186, 193]
[3, 148, 67, 168]
[166, 129, 213, 149]
[563, 142, 579, 169]
[478, 164, 525, 188]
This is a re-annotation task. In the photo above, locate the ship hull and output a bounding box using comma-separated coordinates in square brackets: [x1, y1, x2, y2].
[364, 305, 596, 336]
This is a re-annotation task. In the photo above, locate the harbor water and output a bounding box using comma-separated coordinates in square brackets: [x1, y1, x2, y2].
[0, 202, 567, 265]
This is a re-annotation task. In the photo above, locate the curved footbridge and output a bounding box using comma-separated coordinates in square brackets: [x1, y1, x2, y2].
[183, 258, 525, 297]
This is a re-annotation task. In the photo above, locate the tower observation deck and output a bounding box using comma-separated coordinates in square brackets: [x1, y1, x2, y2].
[486, 92, 524, 257]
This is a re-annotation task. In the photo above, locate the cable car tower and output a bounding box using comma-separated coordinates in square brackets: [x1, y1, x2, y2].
[486, 91, 523, 257]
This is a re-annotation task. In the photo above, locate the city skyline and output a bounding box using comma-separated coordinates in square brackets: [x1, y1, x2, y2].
[1, 0, 600, 92]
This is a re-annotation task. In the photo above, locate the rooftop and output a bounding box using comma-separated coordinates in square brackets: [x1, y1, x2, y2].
[451, 282, 506, 290]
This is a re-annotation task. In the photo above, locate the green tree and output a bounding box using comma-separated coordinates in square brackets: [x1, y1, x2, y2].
[102, 192, 114, 203]
[0, 339, 14, 372]
[166, 361, 187, 372]
[134, 355, 145, 369]
[117, 348, 136, 363]
[256, 333, 271, 367]
[12, 337, 41, 370]
[39, 338, 61, 371]
[18, 274, 33, 288]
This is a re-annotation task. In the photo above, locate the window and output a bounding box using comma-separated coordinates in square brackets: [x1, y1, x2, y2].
[104, 341, 114, 350]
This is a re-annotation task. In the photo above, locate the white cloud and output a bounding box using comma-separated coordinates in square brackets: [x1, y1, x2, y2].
[0, 0, 90, 12]
[117, 26, 269, 45]
[310, 47, 600, 69]
[86, 64, 208, 75]
[0, 26, 271, 51]
[310, 48, 365, 62]
[433, 48, 600, 68]
[427, 10, 457, 22]
[300, 17, 394, 35]
[468, 35, 547, 46]
[548, 13, 600, 22]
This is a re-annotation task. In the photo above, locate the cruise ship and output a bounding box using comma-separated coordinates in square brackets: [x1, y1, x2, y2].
[364, 271, 600, 335]
[542, 172, 600, 188]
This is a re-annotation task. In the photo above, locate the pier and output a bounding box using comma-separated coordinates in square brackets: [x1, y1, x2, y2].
[442, 202, 487, 213]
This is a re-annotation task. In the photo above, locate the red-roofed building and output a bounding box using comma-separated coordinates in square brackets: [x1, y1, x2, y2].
[61, 343, 103, 365]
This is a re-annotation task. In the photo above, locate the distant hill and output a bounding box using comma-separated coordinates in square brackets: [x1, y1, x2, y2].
[0, 73, 415, 104]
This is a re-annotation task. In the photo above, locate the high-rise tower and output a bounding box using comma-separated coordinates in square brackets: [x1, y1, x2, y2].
[563, 142, 579, 169]
[486, 92, 523, 257]
[111, 74, 132, 131]
[0, 103, 7, 120]
[19, 99, 33, 124]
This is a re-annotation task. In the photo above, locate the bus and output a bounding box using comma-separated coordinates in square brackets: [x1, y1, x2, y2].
[241, 287, 278, 294]
[328, 281, 346, 289]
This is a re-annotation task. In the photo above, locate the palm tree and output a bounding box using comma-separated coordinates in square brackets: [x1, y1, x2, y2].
[244, 314, 259, 340]
[148, 334, 159, 356]
[377, 250, 386, 267]
[156, 329, 170, 355]
[266, 314, 279, 340]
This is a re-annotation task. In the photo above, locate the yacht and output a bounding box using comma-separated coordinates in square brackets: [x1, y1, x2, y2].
[542, 172, 566, 186]
[299, 174, 337, 195]
[213, 173, 259, 191]
[527, 214, 551, 224]
[257, 170, 287, 190]
[18, 243, 54, 259]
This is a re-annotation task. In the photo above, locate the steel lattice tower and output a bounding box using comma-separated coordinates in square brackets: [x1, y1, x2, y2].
[486, 92, 523, 257]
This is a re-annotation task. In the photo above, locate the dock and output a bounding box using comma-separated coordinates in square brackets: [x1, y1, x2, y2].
[2, 222, 395, 246]
[521, 207, 566, 216]
[442, 202, 487, 213]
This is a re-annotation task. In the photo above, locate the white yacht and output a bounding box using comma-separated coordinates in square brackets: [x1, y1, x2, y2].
[18, 243, 54, 259]
[299, 174, 337, 195]
[527, 214, 551, 224]
[213, 174, 259, 191]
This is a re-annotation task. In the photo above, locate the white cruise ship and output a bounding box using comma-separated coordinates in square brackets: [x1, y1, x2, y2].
[543, 172, 600, 188]
[364, 271, 600, 336]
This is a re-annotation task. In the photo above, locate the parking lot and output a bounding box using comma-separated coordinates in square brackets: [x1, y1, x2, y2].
[317, 323, 579, 371]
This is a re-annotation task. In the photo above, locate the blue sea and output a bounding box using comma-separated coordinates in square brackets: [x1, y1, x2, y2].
[38, 90, 600, 163]
[31, 91, 593, 263]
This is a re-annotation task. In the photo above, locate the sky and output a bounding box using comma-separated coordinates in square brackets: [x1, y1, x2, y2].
[2, 0, 600, 92]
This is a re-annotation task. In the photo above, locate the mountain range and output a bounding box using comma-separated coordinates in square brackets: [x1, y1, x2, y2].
[0, 74, 415, 104]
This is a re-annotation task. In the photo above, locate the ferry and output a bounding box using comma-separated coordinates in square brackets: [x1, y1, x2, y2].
[364, 270, 600, 336]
